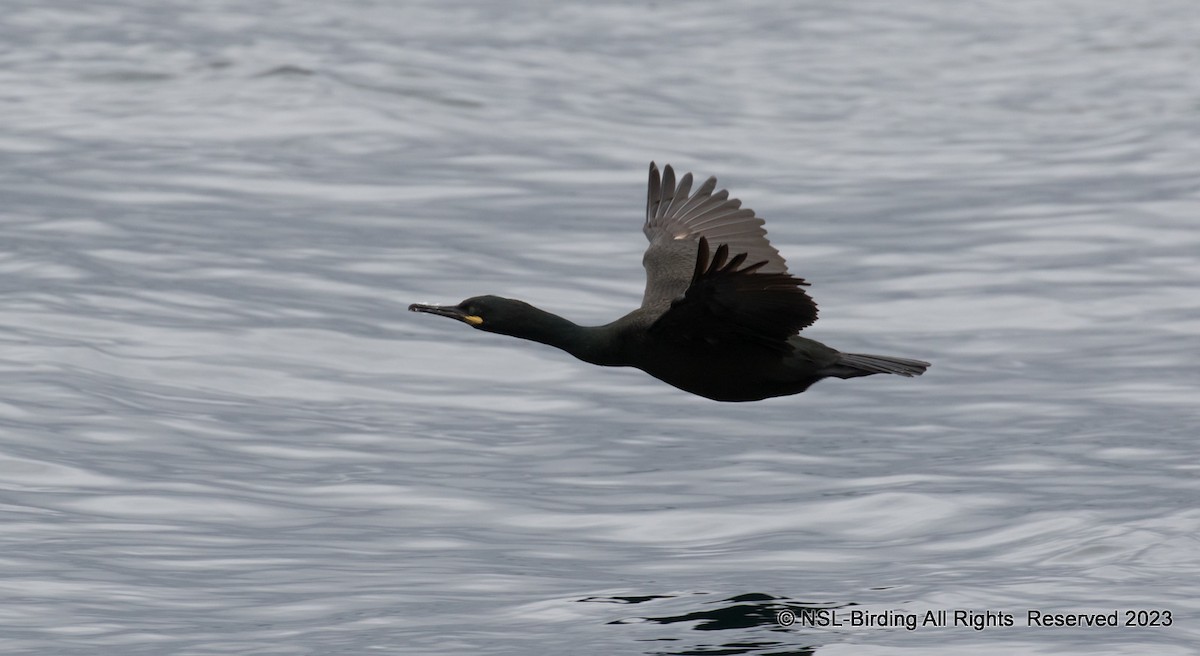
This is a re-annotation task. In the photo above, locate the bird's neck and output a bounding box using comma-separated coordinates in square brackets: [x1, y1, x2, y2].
[507, 308, 619, 366]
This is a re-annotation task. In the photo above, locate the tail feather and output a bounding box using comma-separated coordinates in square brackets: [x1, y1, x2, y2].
[825, 352, 930, 379]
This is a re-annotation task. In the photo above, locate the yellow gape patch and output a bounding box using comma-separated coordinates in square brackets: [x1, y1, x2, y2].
[464, 315, 484, 325]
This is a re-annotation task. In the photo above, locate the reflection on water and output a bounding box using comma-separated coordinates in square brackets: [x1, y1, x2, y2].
[2, 0, 1199, 654]
[597, 592, 826, 655]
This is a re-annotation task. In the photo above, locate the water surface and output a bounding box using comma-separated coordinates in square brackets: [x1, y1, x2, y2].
[2, 1, 1198, 654]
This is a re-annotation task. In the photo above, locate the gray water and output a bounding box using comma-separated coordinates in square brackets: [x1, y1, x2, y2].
[2, 1, 1198, 654]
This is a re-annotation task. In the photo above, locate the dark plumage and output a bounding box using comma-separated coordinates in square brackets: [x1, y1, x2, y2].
[410, 163, 929, 401]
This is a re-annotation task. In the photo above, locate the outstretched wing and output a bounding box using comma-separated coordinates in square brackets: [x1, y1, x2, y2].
[641, 162, 790, 308]
[649, 237, 818, 352]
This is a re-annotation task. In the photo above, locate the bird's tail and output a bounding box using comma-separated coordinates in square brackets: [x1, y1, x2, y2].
[823, 352, 930, 379]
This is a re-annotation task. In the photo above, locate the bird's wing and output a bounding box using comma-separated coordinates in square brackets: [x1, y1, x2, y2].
[641, 162, 790, 307]
[648, 237, 818, 352]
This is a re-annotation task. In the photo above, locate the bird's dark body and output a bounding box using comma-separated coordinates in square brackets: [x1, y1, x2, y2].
[410, 163, 929, 402]
[573, 312, 836, 401]
[624, 337, 832, 402]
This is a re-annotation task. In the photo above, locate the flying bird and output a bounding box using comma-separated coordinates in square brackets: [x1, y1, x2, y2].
[410, 163, 929, 401]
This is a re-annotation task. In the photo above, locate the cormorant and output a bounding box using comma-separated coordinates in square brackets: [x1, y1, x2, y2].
[410, 163, 929, 401]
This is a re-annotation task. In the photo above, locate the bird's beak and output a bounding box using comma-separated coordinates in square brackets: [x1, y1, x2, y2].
[409, 303, 483, 326]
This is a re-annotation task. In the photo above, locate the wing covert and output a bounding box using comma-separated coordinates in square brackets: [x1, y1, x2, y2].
[649, 237, 818, 353]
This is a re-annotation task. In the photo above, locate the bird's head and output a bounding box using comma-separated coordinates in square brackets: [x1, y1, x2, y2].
[409, 295, 540, 337]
